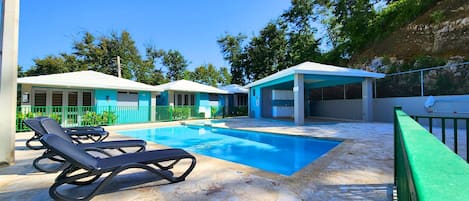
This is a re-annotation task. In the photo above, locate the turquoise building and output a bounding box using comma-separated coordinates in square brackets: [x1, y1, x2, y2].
[155, 80, 229, 118]
[245, 62, 385, 125]
[17, 71, 162, 125]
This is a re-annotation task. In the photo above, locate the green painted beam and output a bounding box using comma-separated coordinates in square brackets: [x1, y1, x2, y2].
[395, 109, 469, 201]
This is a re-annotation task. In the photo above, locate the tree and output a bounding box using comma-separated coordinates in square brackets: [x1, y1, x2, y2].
[218, 67, 232, 85]
[217, 0, 322, 83]
[71, 30, 144, 79]
[27, 55, 68, 76]
[17, 65, 26, 77]
[139, 46, 166, 84]
[244, 21, 288, 81]
[162, 50, 189, 81]
[281, 0, 321, 66]
[191, 64, 220, 87]
[217, 33, 247, 85]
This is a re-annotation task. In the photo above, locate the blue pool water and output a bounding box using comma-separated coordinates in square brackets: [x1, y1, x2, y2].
[118, 126, 341, 175]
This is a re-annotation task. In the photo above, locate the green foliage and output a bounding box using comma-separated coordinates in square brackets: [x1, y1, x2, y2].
[211, 106, 218, 118]
[24, 31, 221, 87]
[413, 55, 447, 69]
[244, 22, 289, 81]
[27, 55, 69, 76]
[16, 112, 62, 131]
[49, 113, 62, 123]
[17, 65, 26, 77]
[311, 0, 439, 63]
[82, 111, 117, 126]
[430, 10, 445, 23]
[218, 0, 321, 82]
[163, 50, 189, 81]
[219, 67, 232, 85]
[171, 107, 191, 120]
[217, 33, 247, 85]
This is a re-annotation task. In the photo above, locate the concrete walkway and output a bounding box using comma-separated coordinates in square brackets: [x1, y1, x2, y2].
[0, 118, 395, 201]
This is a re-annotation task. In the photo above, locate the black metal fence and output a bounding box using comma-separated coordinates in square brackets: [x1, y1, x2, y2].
[411, 115, 469, 163]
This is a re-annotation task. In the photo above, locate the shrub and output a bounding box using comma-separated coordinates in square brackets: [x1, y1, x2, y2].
[172, 107, 190, 120]
[82, 111, 117, 126]
[430, 10, 445, 24]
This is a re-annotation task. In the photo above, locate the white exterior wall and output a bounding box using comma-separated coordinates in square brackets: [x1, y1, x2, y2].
[310, 94, 469, 128]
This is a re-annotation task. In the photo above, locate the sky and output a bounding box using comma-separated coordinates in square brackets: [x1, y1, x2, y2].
[19, 1, 292, 71]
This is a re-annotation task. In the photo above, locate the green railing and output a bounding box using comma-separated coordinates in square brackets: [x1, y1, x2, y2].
[411, 115, 469, 163]
[394, 107, 469, 201]
[16, 105, 227, 132]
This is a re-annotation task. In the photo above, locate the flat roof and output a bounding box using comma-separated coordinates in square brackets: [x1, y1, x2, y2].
[155, 80, 229, 94]
[18, 71, 162, 92]
[245, 61, 385, 88]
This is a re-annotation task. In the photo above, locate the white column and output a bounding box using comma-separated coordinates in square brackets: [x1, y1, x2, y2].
[150, 92, 158, 122]
[362, 78, 373, 122]
[247, 89, 251, 118]
[294, 74, 304, 126]
[0, 0, 20, 166]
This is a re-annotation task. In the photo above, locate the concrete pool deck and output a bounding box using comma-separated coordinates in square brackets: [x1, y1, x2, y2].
[0, 118, 396, 200]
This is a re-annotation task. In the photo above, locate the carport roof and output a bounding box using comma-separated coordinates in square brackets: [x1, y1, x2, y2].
[244, 61, 385, 88]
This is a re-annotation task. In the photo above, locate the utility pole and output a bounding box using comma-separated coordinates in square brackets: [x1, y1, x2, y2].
[116, 56, 121, 78]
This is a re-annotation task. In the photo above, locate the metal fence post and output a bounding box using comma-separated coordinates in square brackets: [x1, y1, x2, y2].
[420, 70, 424, 96]
[108, 105, 111, 125]
[394, 106, 402, 186]
[169, 106, 173, 121]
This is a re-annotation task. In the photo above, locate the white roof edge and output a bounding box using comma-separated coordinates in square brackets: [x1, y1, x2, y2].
[293, 69, 385, 78]
[17, 71, 163, 92]
[156, 80, 230, 94]
[244, 68, 295, 88]
[245, 62, 385, 88]
[19, 82, 162, 92]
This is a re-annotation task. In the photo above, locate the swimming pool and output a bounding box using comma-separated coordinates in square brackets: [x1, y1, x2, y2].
[118, 125, 341, 175]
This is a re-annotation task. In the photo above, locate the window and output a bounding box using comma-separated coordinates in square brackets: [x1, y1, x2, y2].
[237, 95, 247, 106]
[209, 94, 218, 101]
[68, 92, 78, 106]
[34, 91, 47, 106]
[52, 92, 63, 106]
[177, 94, 183, 106]
[190, 95, 195, 106]
[175, 93, 195, 106]
[117, 91, 139, 107]
[83, 91, 92, 106]
[184, 95, 189, 105]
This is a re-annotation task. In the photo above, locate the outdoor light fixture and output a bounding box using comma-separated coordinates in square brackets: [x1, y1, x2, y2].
[22, 92, 30, 103]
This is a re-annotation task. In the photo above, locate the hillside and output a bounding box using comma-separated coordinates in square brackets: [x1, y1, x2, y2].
[350, 0, 469, 68]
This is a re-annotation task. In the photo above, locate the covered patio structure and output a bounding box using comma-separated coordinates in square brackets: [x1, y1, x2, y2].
[245, 62, 385, 125]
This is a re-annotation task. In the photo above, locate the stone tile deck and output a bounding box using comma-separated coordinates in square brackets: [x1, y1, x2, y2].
[0, 118, 395, 201]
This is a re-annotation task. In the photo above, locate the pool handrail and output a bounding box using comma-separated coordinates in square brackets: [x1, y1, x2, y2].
[394, 106, 469, 201]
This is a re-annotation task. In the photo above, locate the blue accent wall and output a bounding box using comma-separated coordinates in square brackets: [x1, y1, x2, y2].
[156, 91, 169, 106]
[95, 89, 117, 107]
[249, 86, 262, 118]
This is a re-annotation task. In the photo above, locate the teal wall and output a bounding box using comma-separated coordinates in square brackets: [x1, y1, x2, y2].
[95, 89, 152, 124]
[118, 92, 151, 124]
[95, 89, 117, 107]
[249, 87, 262, 118]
